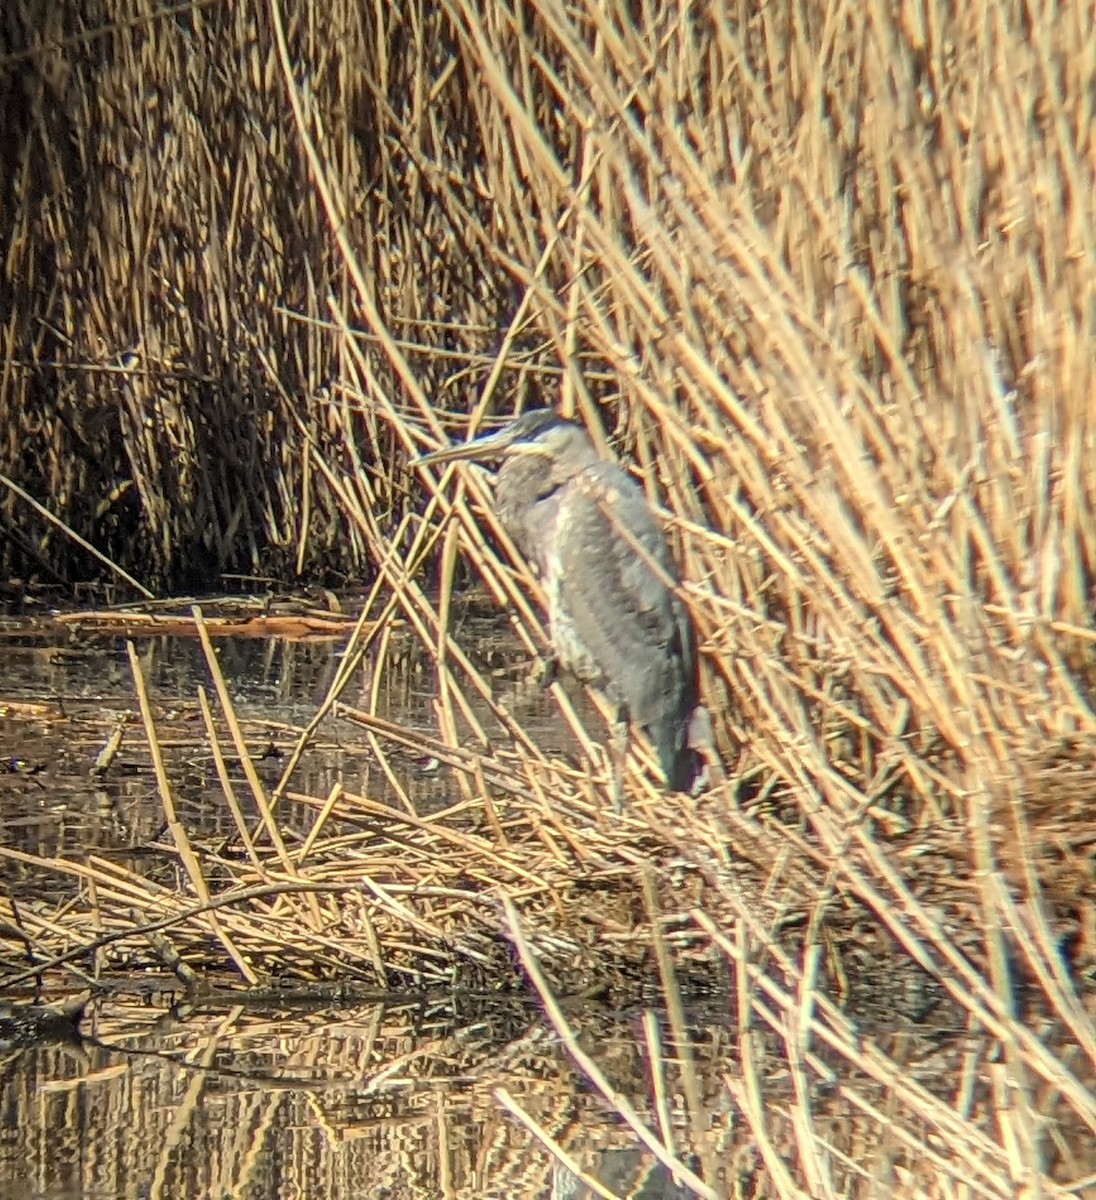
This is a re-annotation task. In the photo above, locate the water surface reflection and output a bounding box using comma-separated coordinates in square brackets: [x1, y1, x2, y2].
[4, 993, 741, 1199]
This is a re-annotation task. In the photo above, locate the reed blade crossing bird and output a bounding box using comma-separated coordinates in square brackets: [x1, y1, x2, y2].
[413, 409, 710, 800]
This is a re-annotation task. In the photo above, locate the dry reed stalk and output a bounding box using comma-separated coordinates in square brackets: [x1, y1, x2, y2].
[501, 895, 718, 1200]
[126, 640, 256, 983]
[192, 606, 320, 927]
[2, 0, 1095, 1190]
[0, 470, 154, 598]
[493, 1088, 619, 1200]
[639, 870, 709, 1175]
[196, 685, 267, 875]
[704, 914, 1019, 1197]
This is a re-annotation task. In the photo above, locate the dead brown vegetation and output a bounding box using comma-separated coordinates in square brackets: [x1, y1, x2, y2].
[2, 0, 1096, 1196]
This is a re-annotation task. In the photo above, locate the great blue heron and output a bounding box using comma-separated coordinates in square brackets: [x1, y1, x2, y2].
[413, 408, 710, 798]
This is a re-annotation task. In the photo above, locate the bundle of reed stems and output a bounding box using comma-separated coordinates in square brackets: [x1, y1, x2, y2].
[1, 0, 1094, 1194]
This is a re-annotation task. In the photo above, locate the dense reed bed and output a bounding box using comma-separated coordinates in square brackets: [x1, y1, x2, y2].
[2, 0, 1095, 1195]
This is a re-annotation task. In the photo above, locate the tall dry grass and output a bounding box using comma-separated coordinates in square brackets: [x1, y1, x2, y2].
[1, 0, 1095, 1196]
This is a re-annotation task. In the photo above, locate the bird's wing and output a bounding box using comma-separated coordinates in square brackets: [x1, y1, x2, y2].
[553, 463, 694, 724]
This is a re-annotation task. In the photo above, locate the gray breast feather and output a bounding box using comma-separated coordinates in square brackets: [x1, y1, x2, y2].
[551, 463, 695, 731]
[495, 455, 561, 570]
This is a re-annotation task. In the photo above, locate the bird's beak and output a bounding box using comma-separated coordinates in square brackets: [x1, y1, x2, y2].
[410, 426, 519, 468]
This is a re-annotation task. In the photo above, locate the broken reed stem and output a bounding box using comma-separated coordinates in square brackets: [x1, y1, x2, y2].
[0, 853, 353, 990]
[501, 895, 718, 1200]
[196, 684, 266, 876]
[695, 904, 1054, 1188]
[729, 923, 803, 1200]
[191, 605, 324, 930]
[640, 871, 709, 1171]
[126, 640, 257, 983]
[641, 1011, 676, 1165]
[0, 470, 155, 599]
[493, 1088, 619, 1200]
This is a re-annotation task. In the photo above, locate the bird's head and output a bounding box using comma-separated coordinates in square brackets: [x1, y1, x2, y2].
[411, 408, 597, 473]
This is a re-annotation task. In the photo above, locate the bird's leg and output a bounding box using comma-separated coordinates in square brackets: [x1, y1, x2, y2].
[610, 710, 630, 812]
[687, 704, 725, 793]
[531, 652, 560, 689]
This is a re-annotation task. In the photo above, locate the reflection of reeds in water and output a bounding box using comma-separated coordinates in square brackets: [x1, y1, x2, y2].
[7, 992, 1086, 1200]
[2, 0, 1096, 1193]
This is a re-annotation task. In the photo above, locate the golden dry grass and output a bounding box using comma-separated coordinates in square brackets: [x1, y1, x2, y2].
[2, 0, 1096, 1196]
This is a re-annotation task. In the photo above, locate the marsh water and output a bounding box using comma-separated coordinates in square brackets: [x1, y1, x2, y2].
[0, 604, 1081, 1198]
[0, 603, 732, 1199]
